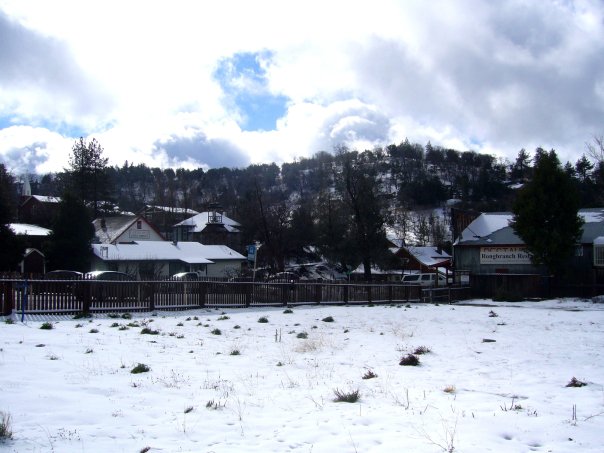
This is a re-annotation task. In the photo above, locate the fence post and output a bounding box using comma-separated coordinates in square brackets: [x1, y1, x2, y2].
[245, 283, 252, 308]
[81, 280, 91, 314]
[388, 284, 393, 304]
[1, 281, 12, 316]
[367, 285, 372, 304]
[315, 283, 322, 304]
[147, 282, 155, 312]
[200, 282, 207, 308]
[343, 285, 349, 304]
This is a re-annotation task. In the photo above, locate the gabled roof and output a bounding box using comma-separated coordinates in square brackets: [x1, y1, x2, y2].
[174, 212, 241, 233]
[456, 208, 604, 246]
[9, 223, 52, 236]
[403, 246, 451, 267]
[93, 215, 164, 244]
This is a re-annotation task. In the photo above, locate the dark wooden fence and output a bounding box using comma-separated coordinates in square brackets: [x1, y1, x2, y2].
[0, 278, 469, 315]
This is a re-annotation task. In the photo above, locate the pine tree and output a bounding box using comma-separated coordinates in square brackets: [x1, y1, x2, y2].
[67, 137, 109, 217]
[0, 164, 25, 272]
[510, 148, 583, 278]
[45, 192, 95, 272]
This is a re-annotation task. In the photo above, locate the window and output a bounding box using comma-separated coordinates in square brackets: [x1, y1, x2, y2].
[595, 245, 604, 267]
[575, 245, 583, 257]
[136, 220, 142, 230]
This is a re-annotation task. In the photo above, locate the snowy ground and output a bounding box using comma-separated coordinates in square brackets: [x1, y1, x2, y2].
[1, 299, 603, 453]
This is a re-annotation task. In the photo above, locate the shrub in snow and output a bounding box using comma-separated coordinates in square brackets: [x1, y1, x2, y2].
[362, 370, 378, 380]
[0, 411, 13, 440]
[399, 354, 420, 366]
[131, 363, 150, 374]
[566, 377, 587, 387]
[211, 328, 222, 335]
[413, 346, 431, 355]
[333, 388, 360, 403]
[258, 316, 269, 323]
[40, 322, 53, 330]
[322, 316, 334, 322]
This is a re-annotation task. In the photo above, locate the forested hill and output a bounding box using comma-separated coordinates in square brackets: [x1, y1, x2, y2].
[17, 140, 604, 272]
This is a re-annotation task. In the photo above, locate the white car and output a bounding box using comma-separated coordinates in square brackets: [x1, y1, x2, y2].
[401, 273, 446, 287]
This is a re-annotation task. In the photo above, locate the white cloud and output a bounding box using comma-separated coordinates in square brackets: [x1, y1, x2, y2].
[0, 0, 603, 174]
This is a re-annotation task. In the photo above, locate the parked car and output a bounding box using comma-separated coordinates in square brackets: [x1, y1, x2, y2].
[84, 271, 138, 302]
[44, 270, 83, 279]
[170, 272, 200, 281]
[401, 273, 446, 287]
[267, 272, 299, 283]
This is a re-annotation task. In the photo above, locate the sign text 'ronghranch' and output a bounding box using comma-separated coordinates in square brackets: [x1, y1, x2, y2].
[480, 246, 532, 265]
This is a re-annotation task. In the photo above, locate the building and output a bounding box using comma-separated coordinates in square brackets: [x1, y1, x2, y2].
[93, 215, 164, 244]
[453, 209, 604, 296]
[18, 195, 61, 228]
[394, 245, 452, 274]
[140, 205, 199, 241]
[173, 206, 241, 251]
[91, 241, 245, 279]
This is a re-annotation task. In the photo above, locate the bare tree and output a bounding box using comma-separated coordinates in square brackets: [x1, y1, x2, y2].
[586, 135, 604, 164]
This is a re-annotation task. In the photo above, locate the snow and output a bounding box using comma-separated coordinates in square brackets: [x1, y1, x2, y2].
[457, 213, 512, 243]
[8, 224, 51, 236]
[1, 299, 603, 452]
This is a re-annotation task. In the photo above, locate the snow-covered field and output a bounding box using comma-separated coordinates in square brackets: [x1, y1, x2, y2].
[1, 299, 603, 452]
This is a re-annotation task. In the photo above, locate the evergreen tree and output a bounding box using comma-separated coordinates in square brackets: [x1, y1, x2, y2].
[67, 137, 109, 217]
[510, 149, 583, 278]
[45, 192, 95, 272]
[0, 164, 25, 272]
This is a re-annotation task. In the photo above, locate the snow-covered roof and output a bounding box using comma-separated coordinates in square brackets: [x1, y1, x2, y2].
[456, 208, 604, 246]
[92, 241, 245, 264]
[9, 223, 52, 236]
[145, 205, 200, 215]
[456, 213, 513, 244]
[404, 246, 451, 267]
[31, 195, 60, 203]
[174, 212, 240, 233]
[93, 241, 213, 264]
[595, 236, 604, 245]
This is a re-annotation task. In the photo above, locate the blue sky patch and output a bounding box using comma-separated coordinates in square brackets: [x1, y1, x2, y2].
[214, 51, 288, 132]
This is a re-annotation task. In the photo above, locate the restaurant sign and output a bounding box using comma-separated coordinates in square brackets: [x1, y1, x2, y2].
[480, 246, 532, 265]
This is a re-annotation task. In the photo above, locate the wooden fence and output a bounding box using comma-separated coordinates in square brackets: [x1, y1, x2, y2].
[0, 278, 469, 315]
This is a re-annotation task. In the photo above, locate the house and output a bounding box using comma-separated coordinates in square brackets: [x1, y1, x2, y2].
[141, 205, 200, 241]
[453, 209, 604, 294]
[93, 215, 164, 244]
[173, 207, 241, 251]
[18, 195, 61, 228]
[19, 248, 45, 275]
[394, 245, 452, 274]
[91, 241, 245, 279]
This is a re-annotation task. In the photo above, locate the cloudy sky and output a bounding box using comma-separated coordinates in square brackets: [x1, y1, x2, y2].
[0, 0, 603, 175]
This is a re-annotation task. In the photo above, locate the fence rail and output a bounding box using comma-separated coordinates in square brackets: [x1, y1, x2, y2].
[0, 278, 468, 315]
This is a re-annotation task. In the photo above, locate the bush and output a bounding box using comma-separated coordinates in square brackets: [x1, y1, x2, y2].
[258, 316, 269, 323]
[217, 315, 229, 321]
[566, 377, 587, 387]
[0, 411, 13, 440]
[333, 388, 360, 403]
[89, 328, 99, 334]
[296, 332, 308, 339]
[131, 363, 150, 374]
[322, 316, 334, 322]
[211, 328, 222, 335]
[4, 319, 14, 325]
[230, 350, 240, 356]
[283, 309, 293, 314]
[399, 354, 420, 366]
[140, 327, 160, 335]
[413, 346, 431, 355]
[121, 313, 132, 319]
[362, 369, 378, 380]
[40, 322, 53, 330]
[488, 310, 499, 318]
